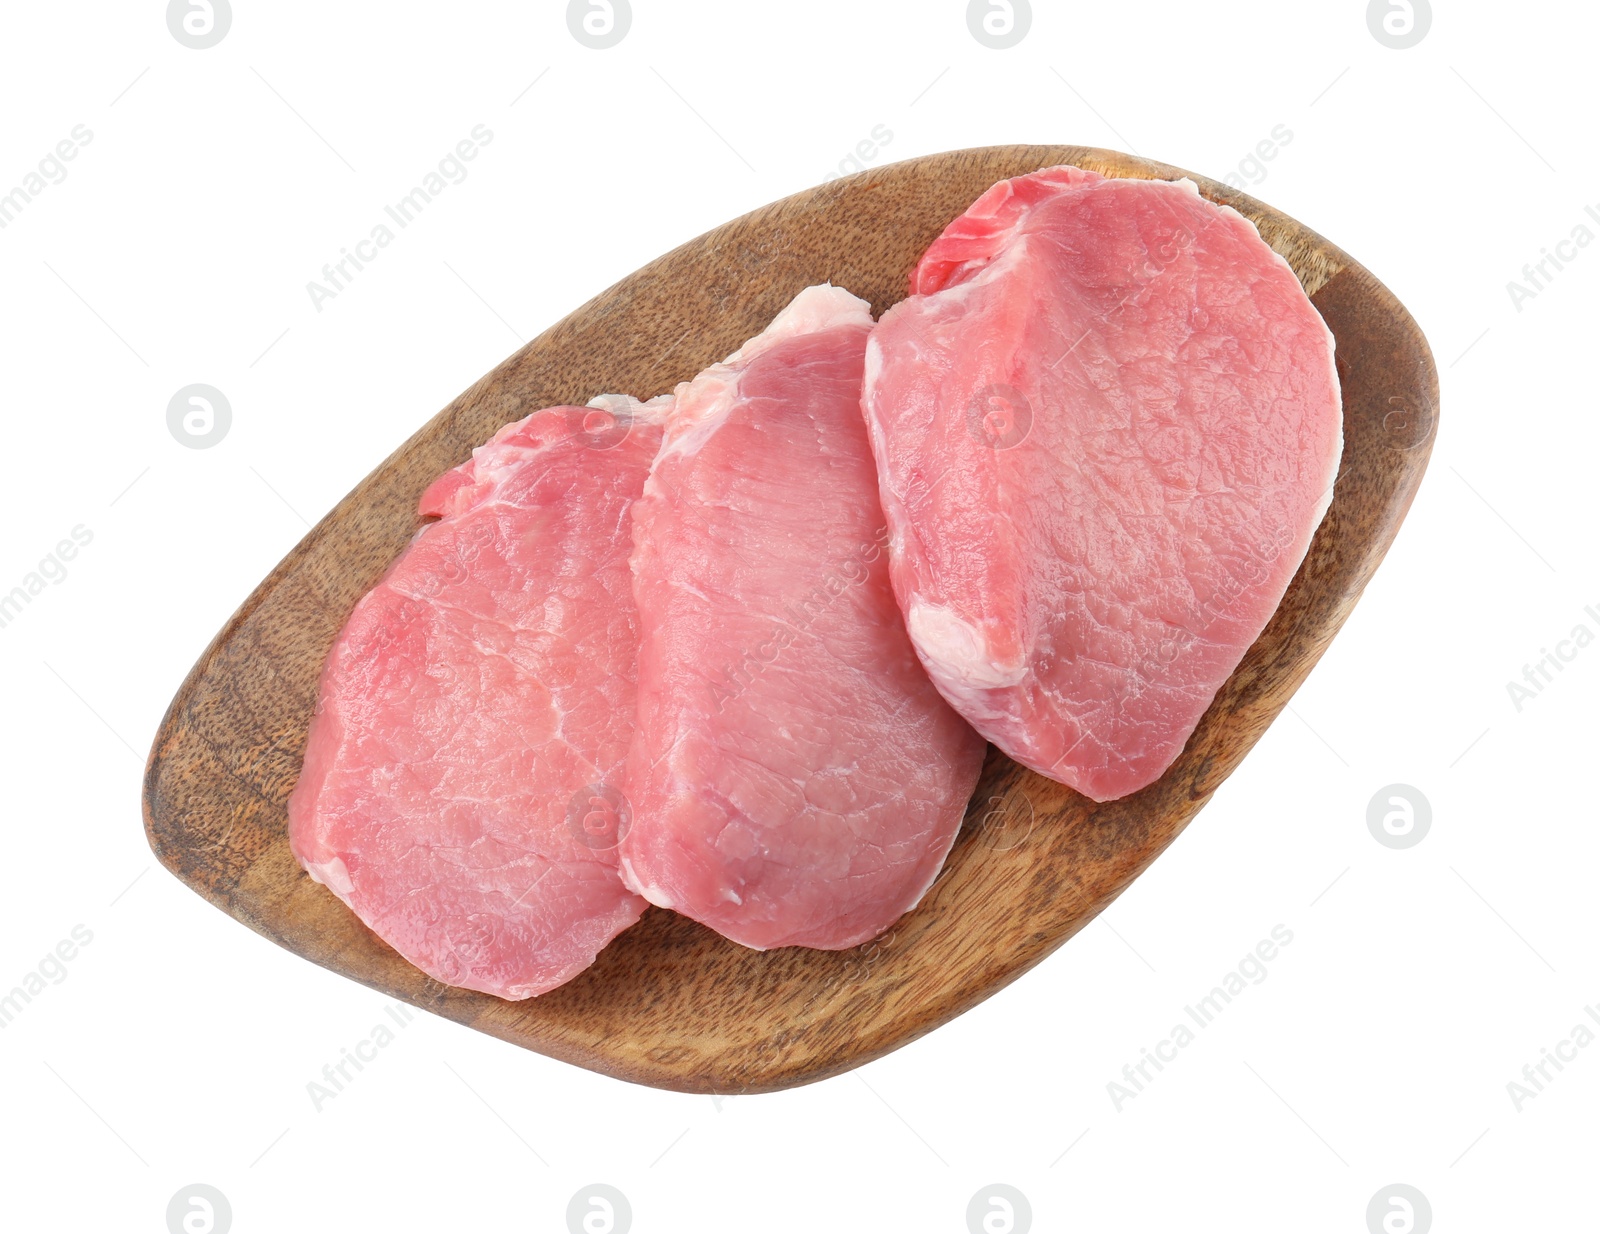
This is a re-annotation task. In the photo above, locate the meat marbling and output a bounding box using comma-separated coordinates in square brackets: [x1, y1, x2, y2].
[287, 395, 670, 998]
[619, 284, 986, 950]
[862, 166, 1343, 801]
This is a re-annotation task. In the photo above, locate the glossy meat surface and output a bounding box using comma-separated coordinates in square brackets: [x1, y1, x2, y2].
[864, 167, 1343, 801]
[621, 285, 986, 949]
[288, 397, 668, 997]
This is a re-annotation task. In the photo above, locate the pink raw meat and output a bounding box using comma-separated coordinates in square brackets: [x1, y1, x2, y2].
[620, 285, 986, 950]
[288, 395, 671, 998]
[863, 167, 1342, 801]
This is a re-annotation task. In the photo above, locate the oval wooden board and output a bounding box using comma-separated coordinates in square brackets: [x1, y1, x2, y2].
[144, 145, 1437, 1094]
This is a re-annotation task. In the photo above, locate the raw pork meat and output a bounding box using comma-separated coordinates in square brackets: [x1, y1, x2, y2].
[288, 395, 670, 998]
[620, 285, 985, 950]
[863, 167, 1342, 801]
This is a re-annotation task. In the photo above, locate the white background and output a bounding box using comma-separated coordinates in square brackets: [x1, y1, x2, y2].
[0, 1, 1593, 1231]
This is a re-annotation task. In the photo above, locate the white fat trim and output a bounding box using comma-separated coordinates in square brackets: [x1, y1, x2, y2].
[655, 283, 873, 464]
[906, 599, 1027, 690]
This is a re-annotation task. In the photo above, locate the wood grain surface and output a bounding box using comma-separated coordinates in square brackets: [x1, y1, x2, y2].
[143, 145, 1438, 1094]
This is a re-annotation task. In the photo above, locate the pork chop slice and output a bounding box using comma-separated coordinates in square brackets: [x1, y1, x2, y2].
[287, 396, 669, 998]
[863, 167, 1343, 801]
[620, 285, 986, 950]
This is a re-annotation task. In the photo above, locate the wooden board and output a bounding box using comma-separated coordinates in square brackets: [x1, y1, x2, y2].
[143, 145, 1437, 1094]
